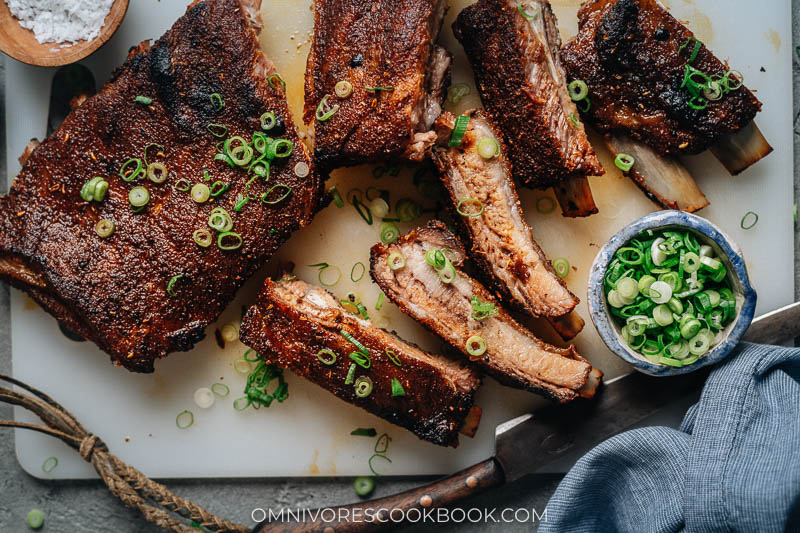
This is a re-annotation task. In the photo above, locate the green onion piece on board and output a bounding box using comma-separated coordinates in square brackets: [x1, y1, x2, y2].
[353, 476, 375, 497]
[447, 82, 471, 105]
[552, 258, 570, 278]
[517, 2, 538, 19]
[380, 222, 400, 244]
[26, 509, 44, 529]
[330, 186, 344, 208]
[351, 262, 366, 282]
[176, 410, 194, 429]
[351, 427, 377, 437]
[211, 383, 230, 397]
[369, 453, 392, 477]
[741, 211, 759, 230]
[41, 456, 58, 473]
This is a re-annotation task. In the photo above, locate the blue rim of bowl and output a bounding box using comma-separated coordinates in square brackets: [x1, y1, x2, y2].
[587, 211, 757, 376]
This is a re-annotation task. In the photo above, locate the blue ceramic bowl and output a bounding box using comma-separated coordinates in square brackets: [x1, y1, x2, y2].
[588, 211, 757, 376]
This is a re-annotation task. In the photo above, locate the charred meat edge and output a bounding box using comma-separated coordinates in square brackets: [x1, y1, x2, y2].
[431, 110, 579, 321]
[370, 221, 601, 403]
[239, 277, 482, 447]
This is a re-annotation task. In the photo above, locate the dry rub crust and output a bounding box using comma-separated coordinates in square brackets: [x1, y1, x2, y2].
[453, 0, 604, 189]
[304, 0, 450, 169]
[371, 221, 596, 403]
[240, 277, 482, 447]
[561, 0, 762, 155]
[0, 0, 325, 372]
[432, 110, 579, 319]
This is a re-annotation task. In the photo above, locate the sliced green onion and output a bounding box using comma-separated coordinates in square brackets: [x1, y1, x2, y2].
[385, 349, 402, 366]
[517, 2, 538, 18]
[568, 80, 588, 101]
[387, 252, 406, 270]
[351, 427, 376, 437]
[741, 211, 758, 230]
[391, 378, 406, 397]
[380, 221, 400, 244]
[577, 97, 591, 112]
[147, 162, 168, 184]
[317, 348, 337, 365]
[220, 322, 239, 343]
[194, 387, 215, 409]
[267, 139, 294, 159]
[365, 86, 394, 92]
[234, 358, 252, 374]
[211, 383, 230, 397]
[335, 80, 353, 98]
[569, 113, 579, 127]
[135, 95, 153, 105]
[176, 410, 194, 429]
[95, 219, 115, 238]
[316, 94, 340, 121]
[41, 456, 58, 473]
[354, 376, 373, 397]
[375, 433, 391, 453]
[26, 509, 44, 529]
[368, 453, 392, 477]
[375, 293, 386, 312]
[345, 363, 357, 385]
[477, 137, 500, 159]
[395, 198, 422, 222]
[536, 196, 556, 214]
[615, 153, 635, 172]
[456, 197, 485, 218]
[438, 262, 456, 284]
[174, 177, 191, 192]
[119, 158, 143, 182]
[449, 115, 470, 147]
[128, 186, 150, 207]
[349, 351, 371, 369]
[447, 82, 471, 105]
[208, 208, 233, 232]
[351, 262, 366, 282]
[341, 329, 369, 354]
[167, 274, 183, 297]
[210, 93, 224, 111]
[466, 335, 487, 358]
[217, 231, 242, 250]
[678, 36, 702, 63]
[233, 396, 251, 411]
[206, 123, 228, 138]
[553, 258, 570, 279]
[81, 177, 109, 201]
[191, 183, 210, 203]
[470, 295, 498, 321]
[330, 186, 344, 208]
[262, 184, 292, 205]
[370, 197, 390, 218]
[260, 111, 276, 130]
[353, 476, 375, 497]
[268, 74, 286, 91]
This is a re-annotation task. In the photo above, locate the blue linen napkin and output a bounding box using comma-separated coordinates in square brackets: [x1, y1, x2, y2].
[539, 342, 800, 533]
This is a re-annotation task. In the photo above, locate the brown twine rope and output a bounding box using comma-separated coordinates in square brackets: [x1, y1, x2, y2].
[0, 373, 250, 533]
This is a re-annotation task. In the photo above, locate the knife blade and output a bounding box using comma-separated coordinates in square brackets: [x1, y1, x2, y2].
[254, 302, 799, 532]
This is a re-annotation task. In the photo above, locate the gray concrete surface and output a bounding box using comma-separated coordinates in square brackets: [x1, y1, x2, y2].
[1, 6, 799, 532]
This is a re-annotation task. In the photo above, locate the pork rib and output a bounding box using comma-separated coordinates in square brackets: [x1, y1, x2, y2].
[370, 221, 601, 403]
[304, 0, 451, 169]
[239, 277, 482, 447]
[0, 0, 325, 372]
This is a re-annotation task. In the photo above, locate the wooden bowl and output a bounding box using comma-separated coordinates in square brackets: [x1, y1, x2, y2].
[0, 0, 129, 67]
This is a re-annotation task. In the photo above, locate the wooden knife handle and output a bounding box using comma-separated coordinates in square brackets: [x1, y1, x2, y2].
[252, 458, 505, 533]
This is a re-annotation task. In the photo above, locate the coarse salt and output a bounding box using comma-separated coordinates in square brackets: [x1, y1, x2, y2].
[5, 0, 114, 44]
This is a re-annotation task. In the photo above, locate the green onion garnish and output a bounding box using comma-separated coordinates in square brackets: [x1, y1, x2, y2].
[741, 211, 759, 230]
[128, 186, 150, 207]
[174, 177, 191, 192]
[262, 184, 292, 205]
[387, 252, 406, 270]
[330, 187, 344, 208]
[351, 427, 377, 437]
[385, 349, 401, 367]
[146, 162, 168, 184]
[375, 292, 385, 311]
[317, 348, 337, 365]
[380, 221, 400, 244]
[135, 95, 153, 105]
[351, 262, 366, 282]
[206, 123, 228, 138]
[309, 262, 342, 287]
[349, 351, 371, 369]
[395, 198, 422, 222]
[176, 410, 194, 429]
[119, 158, 143, 182]
[167, 274, 183, 297]
[568, 80, 589, 102]
[365, 86, 394, 92]
[211, 383, 230, 397]
[353, 198, 373, 225]
[615, 153, 635, 172]
[209, 181, 229, 198]
[210, 93, 224, 111]
[267, 139, 293, 159]
[577, 97, 591, 112]
[569, 113, 579, 127]
[356, 302, 370, 320]
[41, 456, 58, 473]
[477, 136, 500, 159]
[470, 295, 498, 321]
[374, 433, 391, 454]
[95, 219, 115, 238]
[191, 183, 210, 203]
[26, 509, 44, 529]
[335, 80, 353, 98]
[553, 258, 570, 278]
[447, 82, 471, 105]
[208, 207, 233, 232]
[268, 74, 286, 91]
[368, 453, 391, 477]
[536, 196, 556, 214]
[390, 378, 406, 397]
[466, 335, 487, 358]
[233, 396, 251, 411]
[678, 36, 702, 63]
[220, 322, 239, 343]
[354, 376, 373, 397]
[449, 115, 470, 147]
[143, 142, 164, 166]
[218, 231, 242, 250]
[80, 177, 109, 202]
[315, 94, 340, 121]
[234, 358, 252, 374]
[456, 197, 485, 218]
[240, 360, 289, 410]
[345, 363, 357, 385]
[260, 111, 276, 130]
[517, 2, 538, 19]
[341, 329, 369, 354]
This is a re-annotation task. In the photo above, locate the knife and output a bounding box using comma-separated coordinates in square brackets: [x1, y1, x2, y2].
[253, 301, 800, 533]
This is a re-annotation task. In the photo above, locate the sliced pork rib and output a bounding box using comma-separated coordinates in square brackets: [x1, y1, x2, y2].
[561, 0, 763, 156]
[453, 0, 604, 190]
[0, 0, 325, 372]
[304, 0, 451, 169]
[370, 221, 601, 403]
[432, 111, 584, 338]
[239, 277, 482, 447]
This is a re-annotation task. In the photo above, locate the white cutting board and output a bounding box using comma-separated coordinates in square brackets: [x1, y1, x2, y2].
[6, 0, 794, 479]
